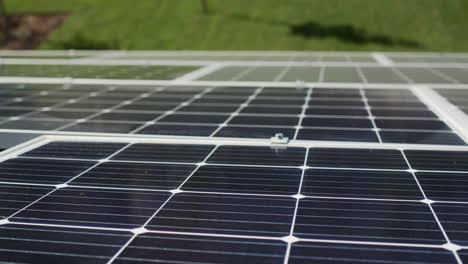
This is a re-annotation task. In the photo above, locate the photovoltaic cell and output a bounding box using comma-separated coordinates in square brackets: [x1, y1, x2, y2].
[112, 143, 215, 163]
[432, 203, 468, 246]
[307, 148, 408, 169]
[294, 198, 445, 244]
[0, 224, 132, 263]
[69, 162, 196, 190]
[0, 158, 95, 184]
[0, 185, 53, 219]
[182, 165, 302, 195]
[114, 233, 286, 264]
[302, 169, 423, 199]
[146, 193, 296, 236]
[289, 242, 457, 264]
[21, 141, 127, 159]
[11, 187, 171, 228]
[208, 145, 306, 166]
[404, 150, 468, 171]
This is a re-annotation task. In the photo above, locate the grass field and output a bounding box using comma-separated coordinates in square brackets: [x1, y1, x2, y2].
[6, 0, 468, 52]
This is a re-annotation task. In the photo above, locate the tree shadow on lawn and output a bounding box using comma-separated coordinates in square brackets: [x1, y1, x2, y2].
[224, 12, 423, 48]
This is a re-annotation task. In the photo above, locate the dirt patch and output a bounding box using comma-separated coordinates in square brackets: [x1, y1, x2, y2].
[0, 13, 69, 50]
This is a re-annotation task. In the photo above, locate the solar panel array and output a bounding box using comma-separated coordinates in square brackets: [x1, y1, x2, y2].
[0, 84, 465, 145]
[1, 51, 468, 264]
[0, 139, 467, 263]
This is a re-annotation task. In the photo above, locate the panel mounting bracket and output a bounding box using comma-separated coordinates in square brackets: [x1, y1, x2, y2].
[270, 133, 289, 144]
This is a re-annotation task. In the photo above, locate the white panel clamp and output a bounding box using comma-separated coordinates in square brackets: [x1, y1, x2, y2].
[270, 133, 290, 144]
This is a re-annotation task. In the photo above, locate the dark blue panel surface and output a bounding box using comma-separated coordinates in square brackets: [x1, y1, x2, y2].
[70, 161, 196, 190]
[380, 131, 466, 145]
[159, 114, 229, 124]
[0, 119, 70, 130]
[21, 141, 126, 159]
[371, 109, 437, 118]
[416, 172, 468, 201]
[114, 233, 286, 264]
[302, 169, 422, 199]
[432, 203, 468, 246]
[301, 117, 373, 128]
[112, 143, 215, 163]
[182, 165, 301, 195]
[294, 198, 445, 244]
[375, 119, 450, 130]
[289, 242, 457, 264]
[0, 184, 52, 219]
[62, 121, 143, 133]
[307, 148, 408, 169]
[0, 224, 132, 264]
[91, 112, 160, 122]
[297, 128, 379, 142]
[208, 145, 306, 166]
[137, 123, 218, 136]
[305, 107, 368, 116]
[405, 150, 468, 171]
[229, 116, 299, 126]
[11, 187, 170, 228]
[215, 126, 296, 139]
[242, 106, 303, 114]
[178, 104, 239, 113]
[147, 193, 295, 236]
[0, 158, 95, 184]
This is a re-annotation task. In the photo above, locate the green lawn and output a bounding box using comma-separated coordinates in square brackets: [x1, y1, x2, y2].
[6, 0, 468, 52]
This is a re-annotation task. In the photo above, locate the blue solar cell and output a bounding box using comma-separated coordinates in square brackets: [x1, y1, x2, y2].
[112, 143, 215, 163]
[11, 187, 171, 228]
[297, 128, 379, 142]
[136, 123, 218, 136]
[114, 233, 286, 264]
[405, 150, 468, 171]
[182, 165, 302, 195]
[380, 131, 466, 145]
[21, 141, 127, 159]
[294, 198, 445, 244]
[302, 169, 423, 199]
[208, 145, 306, 166]
[0, 158, 95, 184]
[0, 184, 53, 219]
[432, 203, 468, 246]
[70, 161, 196, 190]
[416, 172, 468, 201]
[307, 148, 408, 169]
[214, 126, 296, 139]
[146, 193, 295, 236]
[0, 224, 132, 263]
[289, 242, 457, 264]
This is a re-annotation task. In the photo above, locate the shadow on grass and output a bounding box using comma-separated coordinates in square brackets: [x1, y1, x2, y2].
[223, 13, 422, 48]
[290, 21, 421, 48]
[49, 33, 120, 50]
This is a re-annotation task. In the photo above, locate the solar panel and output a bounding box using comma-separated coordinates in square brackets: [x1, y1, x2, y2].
[0, 84, 465, 145]
[0, 136, 467, 263]
[1, 51, 468, 263]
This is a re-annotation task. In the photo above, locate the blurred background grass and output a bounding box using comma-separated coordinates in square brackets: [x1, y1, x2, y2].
[6, 0, 468, 51]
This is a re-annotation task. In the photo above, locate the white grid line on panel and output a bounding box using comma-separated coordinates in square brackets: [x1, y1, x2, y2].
[105, 145, 221, 264]
[359, 88, 383, 143]
[283, 147, 309, 264]
[400, 150, 463, 263]
[292, 87, 313, 140]
[3, 143, 134, 220]
[53, 86, 167, 131]
[208, 87, 264, 137]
